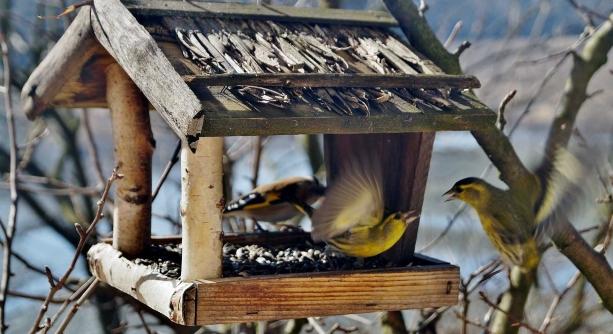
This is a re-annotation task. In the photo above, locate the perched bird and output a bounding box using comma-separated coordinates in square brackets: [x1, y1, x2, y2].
[311, 158, 418, 258]
[443, 148, 589, 272]
[224, 176, 326, 223]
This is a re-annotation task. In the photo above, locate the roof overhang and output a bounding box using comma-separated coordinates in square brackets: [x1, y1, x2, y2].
[21, 0, 494, 149]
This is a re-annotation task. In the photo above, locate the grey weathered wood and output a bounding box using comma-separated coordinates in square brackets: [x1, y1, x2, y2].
[198, 107, 494, 137]
[20, 7, 107, 119]
[190, 81, 493, 137]
[182, 73, 481, 89]
[91, 0, 203, 147]
[123, 0, 397, 26]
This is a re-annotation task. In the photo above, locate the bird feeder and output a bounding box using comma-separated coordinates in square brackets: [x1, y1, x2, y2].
[21, 0, 494, 326]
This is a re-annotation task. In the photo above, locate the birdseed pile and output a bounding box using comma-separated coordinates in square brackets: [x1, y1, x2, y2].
[135, 240, 396, 279]
[163, 17, 470, 115]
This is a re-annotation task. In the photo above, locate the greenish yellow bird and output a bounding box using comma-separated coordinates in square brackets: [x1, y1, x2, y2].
[443, 148, 588, 272]
[311, 159, 418, 258]
[224, 177, 326, 223]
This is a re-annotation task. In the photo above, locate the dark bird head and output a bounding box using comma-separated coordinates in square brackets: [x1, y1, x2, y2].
[443, 177, 490, 205]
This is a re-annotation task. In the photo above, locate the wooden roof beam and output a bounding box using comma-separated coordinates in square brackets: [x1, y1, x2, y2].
[20, 7, 104, 119]
[123, 0, 397, 26]
[92, 0, 203, 147]
[183, 73, 481, 89]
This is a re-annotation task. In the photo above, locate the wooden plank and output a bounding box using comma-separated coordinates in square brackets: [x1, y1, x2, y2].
[88, 243, 196, 325]
[91, 0, 203, 148]
[123, 0, 398, 26]
[198, 107, 494, 137]
[107, 64, 153, 257]
[194, 265, 459, 324]
[180, 138, 224, 280]
[380, 132, 435, 262]
[20, 7, 102, 119]
[182, 73, 480, 89]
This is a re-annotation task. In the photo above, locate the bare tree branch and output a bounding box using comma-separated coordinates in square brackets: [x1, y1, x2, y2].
[0, 31, 19, 333]
[29, 169, 121, 334]
[444, 20, 463, 48]
[55, 278, 99, 334]
[152, 139, 181, 202]
[81, 109, 105, 188]
[496, 89, 517, 132]
[479, 292, 542, 334]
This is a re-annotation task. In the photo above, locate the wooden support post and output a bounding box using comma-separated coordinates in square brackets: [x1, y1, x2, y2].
[324, 133, 434, 264]
[107, 63, 154, 257]
[180, 138, 224, 280]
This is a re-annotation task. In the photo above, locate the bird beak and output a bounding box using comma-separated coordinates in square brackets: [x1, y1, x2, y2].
[442, 188, 457, 202]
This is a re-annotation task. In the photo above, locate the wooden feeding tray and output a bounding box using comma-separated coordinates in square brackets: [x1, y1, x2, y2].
[88, 233, 459, 325]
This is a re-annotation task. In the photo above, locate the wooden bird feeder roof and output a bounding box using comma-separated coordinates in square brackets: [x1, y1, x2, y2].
[21, 0, 493, 149]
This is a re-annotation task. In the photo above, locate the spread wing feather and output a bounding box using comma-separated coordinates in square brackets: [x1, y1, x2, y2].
[311, 157, 384, 241]
[534, 147, 596, 242]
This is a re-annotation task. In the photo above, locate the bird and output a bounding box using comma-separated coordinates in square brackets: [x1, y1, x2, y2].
[311, 157, 419, 258]
[223, 176, 326, 224]
[443, 148, 589, 272]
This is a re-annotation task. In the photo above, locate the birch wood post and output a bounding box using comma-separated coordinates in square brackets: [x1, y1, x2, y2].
[107, 63, 154, 257]
[181, 138, 224, 280]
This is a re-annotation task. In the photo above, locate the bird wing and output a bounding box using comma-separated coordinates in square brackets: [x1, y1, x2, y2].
[533, 147, 595, 240]
[252, 176, 311, 193]
[311, 158, 384, 241]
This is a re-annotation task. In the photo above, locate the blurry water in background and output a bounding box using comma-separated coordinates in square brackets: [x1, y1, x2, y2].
[1, 0, 612, 332]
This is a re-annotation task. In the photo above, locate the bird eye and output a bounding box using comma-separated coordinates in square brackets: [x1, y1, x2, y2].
[393, 213, 401, 219]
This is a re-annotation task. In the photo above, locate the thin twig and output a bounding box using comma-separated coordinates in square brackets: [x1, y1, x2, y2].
[453, 41, 472, 58]
[478, 292, 543, 334]
[0, 31, 19, 333]
[444, 20, 463, 48]
[418, 207, 466, 252]
[0, 235, 68, 287]
[7, 291, 66, 304]
[251, 136, 265, 188]
[48, 277, 96, 327]
[135, 309, 155, 334]
[539, 271, 581, 333]
[29, 169, 122, 334]
[55, 278, 99, 333]
[596, 214, 613, 253]
[17, 123, 49, 172]
[454, 311, 490, 332]
[459, 259, 502, 334]
[327, 322, 358, 334]
[307, 318, 326, 334]
[81, 109, 105, 188]
[0, 182, 101, 196]
[418, 0, 428, 17]
[496, 89, 517, 132]
[152, 139, 181, 202]
[568, 0, 609, 27]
